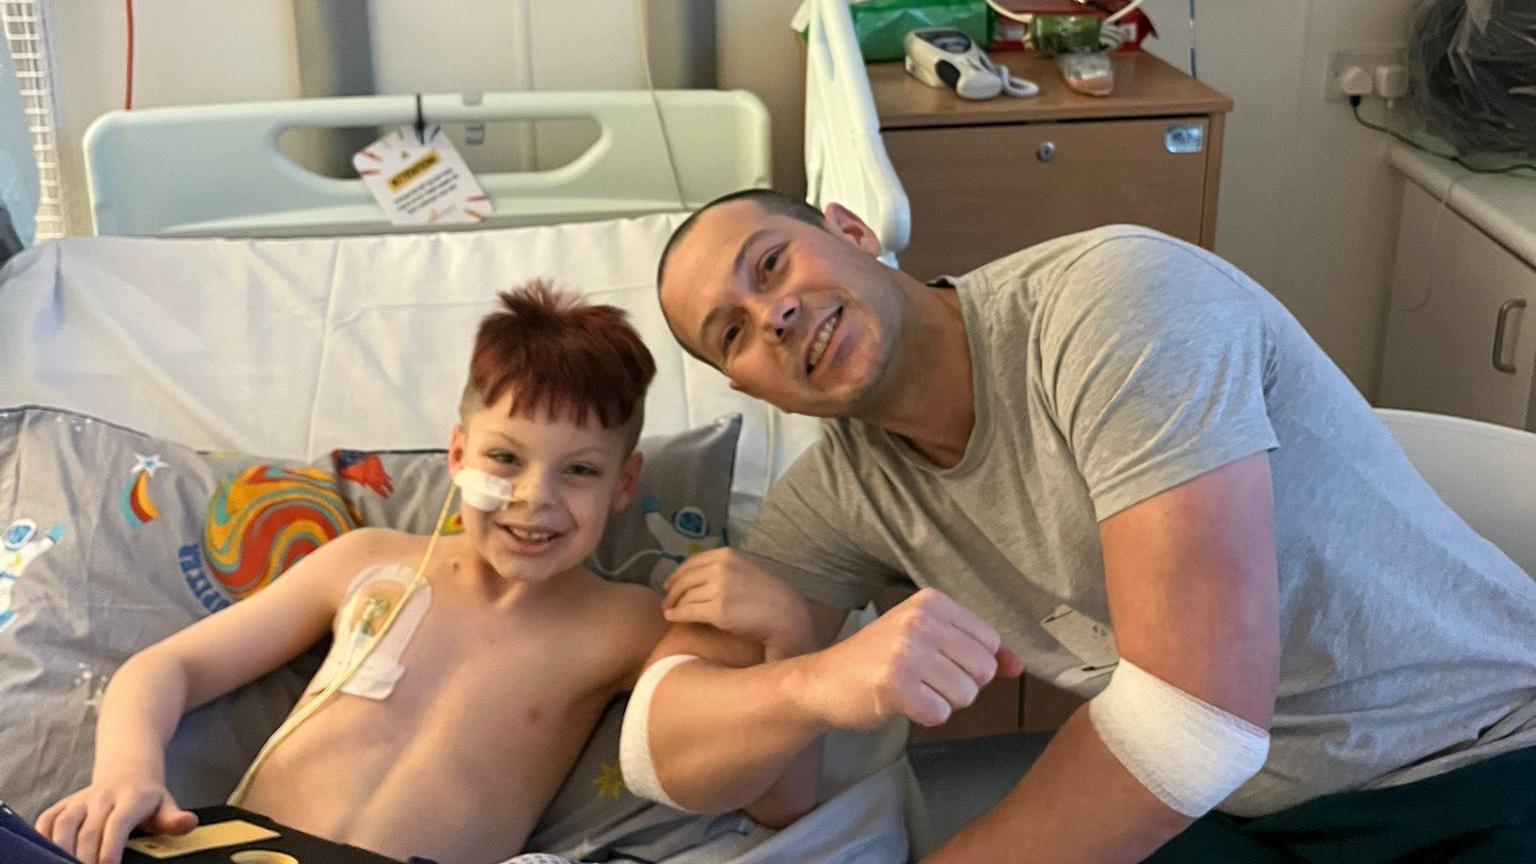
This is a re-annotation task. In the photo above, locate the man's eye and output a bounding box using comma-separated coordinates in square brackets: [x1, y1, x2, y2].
[722, 324, 741, 352]
[763, 250, 781, 274]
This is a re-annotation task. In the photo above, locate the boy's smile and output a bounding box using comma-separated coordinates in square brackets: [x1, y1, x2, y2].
[449, 387, 641, 585]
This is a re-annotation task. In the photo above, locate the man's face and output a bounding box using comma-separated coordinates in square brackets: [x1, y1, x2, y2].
[659, 201, 902, 417]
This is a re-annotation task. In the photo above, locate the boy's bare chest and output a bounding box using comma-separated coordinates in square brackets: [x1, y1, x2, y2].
[386, 594, 614, 716]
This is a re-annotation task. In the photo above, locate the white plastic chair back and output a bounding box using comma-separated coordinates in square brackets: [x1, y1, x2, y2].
[1376, 408, 1536, 575]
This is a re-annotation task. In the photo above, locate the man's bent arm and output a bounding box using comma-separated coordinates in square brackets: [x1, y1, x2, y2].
[640, 603, 848, 814]
[926, 454, 1280, 863]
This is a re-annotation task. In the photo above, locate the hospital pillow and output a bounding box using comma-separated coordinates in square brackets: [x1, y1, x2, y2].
[0, 405, 740, 831]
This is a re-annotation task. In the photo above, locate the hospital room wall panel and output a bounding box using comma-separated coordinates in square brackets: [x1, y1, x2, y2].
[365, 0, 712, 176]
[1140, 0, 1421, 398]
[44, 0, 304, 234]
[716, 0, 808, 199]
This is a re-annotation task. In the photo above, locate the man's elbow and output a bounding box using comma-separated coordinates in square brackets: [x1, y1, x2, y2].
[745, 795, 815, 830]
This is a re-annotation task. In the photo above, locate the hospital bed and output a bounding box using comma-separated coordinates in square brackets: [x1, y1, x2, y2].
[4, 2, 1533, 860]
[0, 1, 929, 861]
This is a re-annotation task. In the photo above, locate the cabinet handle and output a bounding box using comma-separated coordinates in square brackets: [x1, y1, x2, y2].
[1164, 123, 1205, 154]
[1036, 141, 1056, 163]
[1492, 298, 1526, 374]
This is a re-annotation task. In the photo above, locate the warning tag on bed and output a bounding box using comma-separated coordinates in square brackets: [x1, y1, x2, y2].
[353, 125, 491, 226]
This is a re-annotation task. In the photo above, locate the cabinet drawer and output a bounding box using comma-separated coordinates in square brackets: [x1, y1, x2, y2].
[883, 116, 1211, 280]
[907, 676, 1022, 743]
[1379, 182, 1536, 430]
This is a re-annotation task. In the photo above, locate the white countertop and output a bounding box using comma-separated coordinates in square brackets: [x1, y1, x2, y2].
[1390, 144, 1536, 268]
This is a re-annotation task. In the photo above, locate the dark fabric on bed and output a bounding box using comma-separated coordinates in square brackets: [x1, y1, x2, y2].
[1147, 745, 1536, 863]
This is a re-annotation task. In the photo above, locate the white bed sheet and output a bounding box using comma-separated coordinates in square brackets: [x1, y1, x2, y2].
[0, 213, 825, 542]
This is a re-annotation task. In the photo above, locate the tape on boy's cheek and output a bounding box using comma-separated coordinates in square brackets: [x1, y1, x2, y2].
[454, 467, 515, 512]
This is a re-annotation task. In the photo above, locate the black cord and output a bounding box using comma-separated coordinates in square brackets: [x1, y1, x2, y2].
[1349, 95, 1536, 176]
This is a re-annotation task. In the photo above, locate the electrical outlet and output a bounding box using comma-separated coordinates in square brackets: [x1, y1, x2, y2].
[1325, 45, 1407, 102]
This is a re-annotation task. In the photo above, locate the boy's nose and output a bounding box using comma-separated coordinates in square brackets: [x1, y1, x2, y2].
[510, 471, 556, 510]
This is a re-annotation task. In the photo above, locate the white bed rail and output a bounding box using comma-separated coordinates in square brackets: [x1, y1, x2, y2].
[83, 90, 770, 238]
[803, 0, 910, 259]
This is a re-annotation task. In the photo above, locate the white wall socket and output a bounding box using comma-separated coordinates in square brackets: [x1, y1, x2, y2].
[1325, 45, 1408, 102]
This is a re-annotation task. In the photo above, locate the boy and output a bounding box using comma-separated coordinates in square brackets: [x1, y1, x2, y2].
[37, 283, 671, 864]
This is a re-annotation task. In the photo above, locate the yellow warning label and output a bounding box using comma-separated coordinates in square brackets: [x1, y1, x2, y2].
[388, 150, 441, 192]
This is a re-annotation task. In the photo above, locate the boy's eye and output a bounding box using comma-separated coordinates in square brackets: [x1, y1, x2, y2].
[721, 324, 741, 353]
[567, 464, 601, 477]
[489, 451, 520, 466]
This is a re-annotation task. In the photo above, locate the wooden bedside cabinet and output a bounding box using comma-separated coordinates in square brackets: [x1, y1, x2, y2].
[876, 52, 1232, 743]
[869, 51, 1232, 281]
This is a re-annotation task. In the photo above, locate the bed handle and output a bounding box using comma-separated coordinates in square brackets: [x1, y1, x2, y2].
[1493, 298, 1526, 374]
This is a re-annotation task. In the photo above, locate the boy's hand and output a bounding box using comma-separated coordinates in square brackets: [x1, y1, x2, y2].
[663, 549, 817, 661]
[36, 781, 197, 864]
[801, 588, 1024, 731]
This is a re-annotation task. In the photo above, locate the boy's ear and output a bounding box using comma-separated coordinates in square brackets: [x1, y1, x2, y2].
[448, 423, 467, 475]
[611, 451, 644, 513]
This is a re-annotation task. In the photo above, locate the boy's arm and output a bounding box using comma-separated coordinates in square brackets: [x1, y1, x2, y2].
[38, 528, 376, 864]
[632, 586, 1018, 816]
[626, 594, 849, 821]
[606, 587, 824, 824]
[656, 622, 831, 828]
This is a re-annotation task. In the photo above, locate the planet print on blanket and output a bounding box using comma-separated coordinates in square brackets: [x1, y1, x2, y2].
[202, 466, 359, 600]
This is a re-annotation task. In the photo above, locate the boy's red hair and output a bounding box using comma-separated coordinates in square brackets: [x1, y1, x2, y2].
[462, 281, 656, 449]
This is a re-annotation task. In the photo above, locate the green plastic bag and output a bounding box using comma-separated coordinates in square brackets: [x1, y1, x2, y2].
[847, 0, 992, 62]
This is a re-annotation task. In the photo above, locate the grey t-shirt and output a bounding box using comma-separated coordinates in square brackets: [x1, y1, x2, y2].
[743, 226, 1536, 817]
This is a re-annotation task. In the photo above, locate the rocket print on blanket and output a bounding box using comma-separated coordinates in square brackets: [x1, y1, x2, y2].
[333, 449, 395, 498]
[120, 453, 167, 528]
[0, 518, 66, 633]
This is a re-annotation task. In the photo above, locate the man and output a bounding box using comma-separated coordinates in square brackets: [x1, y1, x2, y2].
[624, 189, 1536, 862]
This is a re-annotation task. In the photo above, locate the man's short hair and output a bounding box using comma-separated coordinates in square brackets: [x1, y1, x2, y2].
[656, 189, 825, 290]
[655, 189, 826, 366]
[461, 280, 657, 452]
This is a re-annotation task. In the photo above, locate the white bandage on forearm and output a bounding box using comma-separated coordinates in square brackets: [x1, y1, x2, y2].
[619, 654, 700, 812]
[1088, 657, 1270, 817]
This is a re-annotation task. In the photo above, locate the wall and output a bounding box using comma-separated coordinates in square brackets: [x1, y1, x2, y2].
[715, 0, 806, 198]
[45, 0, 302, 232]
[1136, 0, 1417, 396]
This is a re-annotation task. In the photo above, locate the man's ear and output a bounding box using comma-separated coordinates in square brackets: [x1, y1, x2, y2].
[448, 423, 467, 476]
[611, 452, 644, 513]
[824, 202, 884, 258]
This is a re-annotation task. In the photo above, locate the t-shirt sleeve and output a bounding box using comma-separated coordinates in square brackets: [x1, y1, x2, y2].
[1036, 232, 1280, 520]
[740, 437, 907, 611]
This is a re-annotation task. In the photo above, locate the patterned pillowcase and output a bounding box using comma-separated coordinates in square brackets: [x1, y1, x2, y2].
[0, 405, 739, 826]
